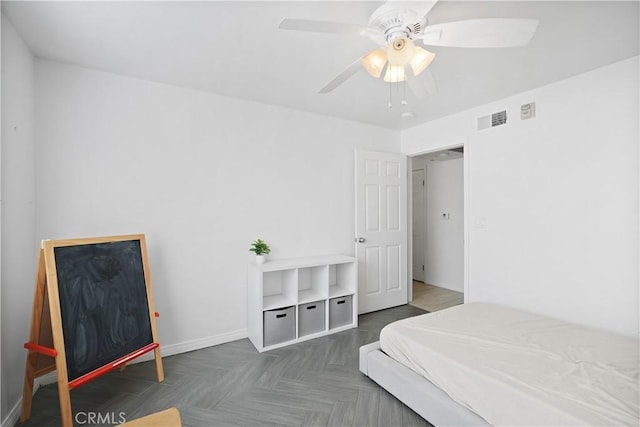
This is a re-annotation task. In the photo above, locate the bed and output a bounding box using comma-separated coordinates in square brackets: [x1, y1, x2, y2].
[359, 303, 639, 426]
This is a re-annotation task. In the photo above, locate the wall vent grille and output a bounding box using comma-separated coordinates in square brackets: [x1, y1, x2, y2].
[492, 110, 507, 127]
[477, 110, 508, 131]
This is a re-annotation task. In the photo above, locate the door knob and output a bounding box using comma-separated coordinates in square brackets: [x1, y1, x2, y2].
[358, 237, 366, 243]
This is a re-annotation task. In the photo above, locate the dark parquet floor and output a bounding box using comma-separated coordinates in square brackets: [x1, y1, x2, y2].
[18, 304, 430, 427]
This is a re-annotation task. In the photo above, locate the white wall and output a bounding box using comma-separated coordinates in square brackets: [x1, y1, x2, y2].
[35, 59, 400, 355]
[415, 157, 464, 292]
[402, 56, 639, 336]
[1, 14, 37, 423]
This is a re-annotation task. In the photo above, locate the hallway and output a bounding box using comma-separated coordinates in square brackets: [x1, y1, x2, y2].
[410, 281, 463, 312]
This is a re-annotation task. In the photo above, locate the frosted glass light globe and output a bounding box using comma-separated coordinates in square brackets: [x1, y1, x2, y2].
[383, 64, 406, 82]
[387, 37, 415, 66]
[361, 48, 387, 78]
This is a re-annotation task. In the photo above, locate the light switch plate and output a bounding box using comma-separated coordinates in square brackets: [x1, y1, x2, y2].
[475, 217, 487, 228]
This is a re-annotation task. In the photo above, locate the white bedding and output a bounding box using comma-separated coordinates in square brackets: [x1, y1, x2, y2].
[380, 303, 639, 426]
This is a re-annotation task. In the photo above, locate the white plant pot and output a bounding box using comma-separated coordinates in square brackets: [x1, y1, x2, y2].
[256, 255, 266, 264]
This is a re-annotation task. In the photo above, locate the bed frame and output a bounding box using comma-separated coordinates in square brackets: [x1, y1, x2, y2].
[359, 341, 490, 427]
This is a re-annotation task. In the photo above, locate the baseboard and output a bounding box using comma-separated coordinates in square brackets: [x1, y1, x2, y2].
[1, 328, 248, 427]
[2, 394, 23, 427]
[1, 371, 56, 427]
[133, 328, 248, 363]
[36, 371, 58, 386]
[165, 328, 248, 356]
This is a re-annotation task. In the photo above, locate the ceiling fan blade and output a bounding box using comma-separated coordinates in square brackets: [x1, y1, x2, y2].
[319, 58, 363, 94]
[420, 18, 539, 48]
[407, 69, 438, 99]
[391, 0, 439, 22]
[279, 18, 373, 37]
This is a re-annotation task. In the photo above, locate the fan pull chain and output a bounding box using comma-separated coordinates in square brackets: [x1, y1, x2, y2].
[388, 81, 408, 109]
[401, 80, 408, 106]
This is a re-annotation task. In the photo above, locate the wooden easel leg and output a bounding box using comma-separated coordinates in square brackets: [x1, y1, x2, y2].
[57, 382, 73, 427]
[154, 347, 165, 382]
[20, 356, 37, 422]
[20, 249, 47, 422]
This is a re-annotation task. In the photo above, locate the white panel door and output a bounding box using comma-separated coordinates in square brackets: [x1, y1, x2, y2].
[355, 150, 408, 314]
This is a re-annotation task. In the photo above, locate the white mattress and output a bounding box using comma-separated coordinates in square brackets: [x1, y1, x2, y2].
[380, 303, 639, 426]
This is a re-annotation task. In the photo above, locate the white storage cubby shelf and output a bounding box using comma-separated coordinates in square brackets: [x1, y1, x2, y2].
[248, 254, 357, 352]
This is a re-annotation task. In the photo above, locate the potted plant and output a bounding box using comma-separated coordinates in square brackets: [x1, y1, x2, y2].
[249, 239, 271, 264]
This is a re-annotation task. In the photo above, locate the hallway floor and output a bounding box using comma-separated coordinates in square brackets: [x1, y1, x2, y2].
[410, 281, 463, 312]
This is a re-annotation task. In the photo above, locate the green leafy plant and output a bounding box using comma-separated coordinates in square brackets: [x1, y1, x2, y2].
[249, 239, 271, 256]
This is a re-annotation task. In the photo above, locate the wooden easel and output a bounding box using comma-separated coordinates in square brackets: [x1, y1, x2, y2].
[20, 235, 164, 427]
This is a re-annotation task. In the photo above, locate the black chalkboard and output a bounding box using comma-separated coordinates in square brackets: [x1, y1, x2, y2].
[54, 240, 153, 381]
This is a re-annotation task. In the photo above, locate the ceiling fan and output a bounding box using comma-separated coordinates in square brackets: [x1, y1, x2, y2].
[279, 0, 539, 96]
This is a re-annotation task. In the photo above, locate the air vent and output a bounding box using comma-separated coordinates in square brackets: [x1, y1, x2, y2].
[477, 110, 508, 131]
[492, 110, 507, 127]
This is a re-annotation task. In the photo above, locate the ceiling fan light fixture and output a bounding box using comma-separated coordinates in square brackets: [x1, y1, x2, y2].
[362, 48, 387, 78]
[409, 47, 436, 76]
[383, 64, 406, 83]
[386, 37, 415, 66]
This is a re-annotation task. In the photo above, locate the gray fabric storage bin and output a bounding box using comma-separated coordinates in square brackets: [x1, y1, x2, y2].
[298, 300, 325, 337]
[263, 306, 295, 347]
[329, 295, 353, 329]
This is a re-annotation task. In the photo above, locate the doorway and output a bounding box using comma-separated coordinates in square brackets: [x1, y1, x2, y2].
[410, 147, 464, 312]
[412, 168, 426, 283]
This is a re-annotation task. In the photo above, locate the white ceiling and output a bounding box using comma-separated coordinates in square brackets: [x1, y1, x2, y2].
[3, 1, 638, 130]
